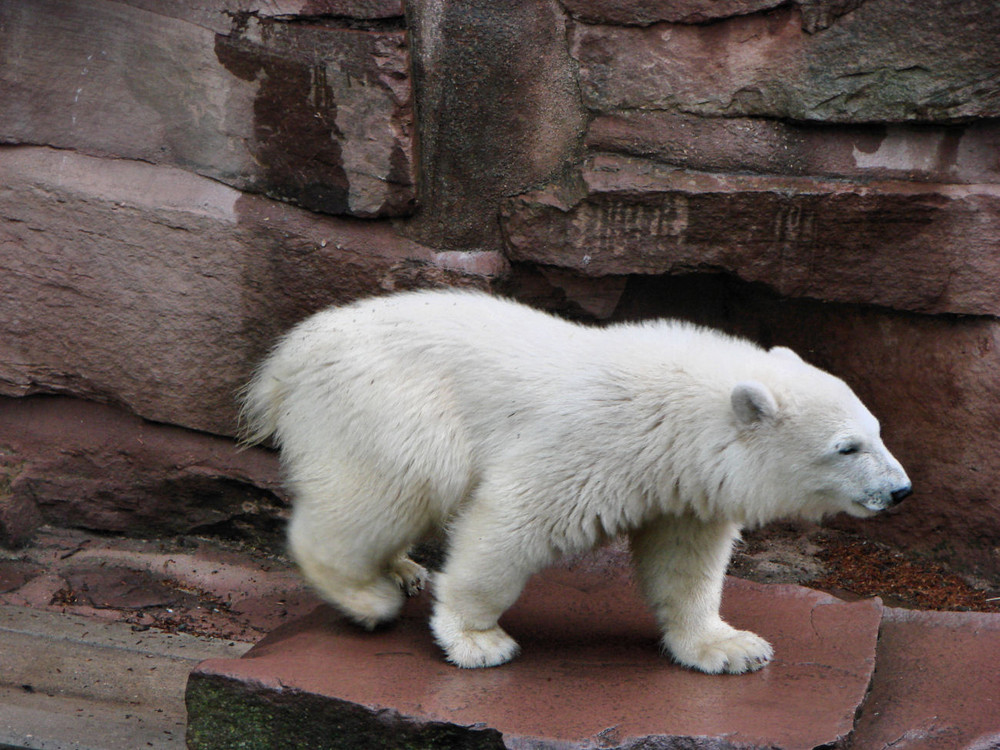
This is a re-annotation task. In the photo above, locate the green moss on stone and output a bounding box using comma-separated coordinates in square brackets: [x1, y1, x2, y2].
[185, 673, 507, 750]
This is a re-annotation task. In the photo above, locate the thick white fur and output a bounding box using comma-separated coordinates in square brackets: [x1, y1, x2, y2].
[242, 289, 910, 673]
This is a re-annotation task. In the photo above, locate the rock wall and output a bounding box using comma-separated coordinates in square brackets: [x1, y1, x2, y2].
[1, 0, 998, 574]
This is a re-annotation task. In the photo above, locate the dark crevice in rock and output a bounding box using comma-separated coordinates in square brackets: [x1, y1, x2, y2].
[189, 510, 288, 554]
[223, 10, 405, 33]
[559, 0, 866, 32]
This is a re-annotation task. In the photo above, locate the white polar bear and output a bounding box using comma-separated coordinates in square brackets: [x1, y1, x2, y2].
[241, 289, 911, 674]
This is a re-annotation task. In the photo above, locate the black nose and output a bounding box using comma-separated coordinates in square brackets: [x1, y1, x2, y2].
[890, 485, 912, 506]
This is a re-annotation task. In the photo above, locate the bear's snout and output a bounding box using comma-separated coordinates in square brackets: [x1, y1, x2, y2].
[890, 484, 912, 506]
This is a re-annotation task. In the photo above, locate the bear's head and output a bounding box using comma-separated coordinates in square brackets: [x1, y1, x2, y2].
[730, 347, 911, 524]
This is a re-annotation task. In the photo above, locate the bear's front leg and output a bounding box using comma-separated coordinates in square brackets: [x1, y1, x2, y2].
[629, 512, 772, 674]
[430, 502, 533, 668]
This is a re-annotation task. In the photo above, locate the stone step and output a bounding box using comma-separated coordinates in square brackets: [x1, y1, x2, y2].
[0, 686, 182, 750]
[0, 605, 251, 750]
[186, 560, 887, 750]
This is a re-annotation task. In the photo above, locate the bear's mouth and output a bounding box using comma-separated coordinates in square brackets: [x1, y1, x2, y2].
[848, 498, 884, 517]
[853, 485, 910, 516]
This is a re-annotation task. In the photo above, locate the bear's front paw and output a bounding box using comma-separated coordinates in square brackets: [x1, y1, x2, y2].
[430, 608, 520, 668]
[665, 624, 773, 675]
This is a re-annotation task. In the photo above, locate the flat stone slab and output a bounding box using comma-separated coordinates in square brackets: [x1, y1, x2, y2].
[851, 607, 1000, 749]
[187, 562, 883, 749]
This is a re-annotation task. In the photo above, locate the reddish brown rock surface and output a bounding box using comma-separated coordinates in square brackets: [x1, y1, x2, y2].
[182, 573, 1000, 748]
[0, 147, 500, 436]
[0, 397, 283, 547]
[0, 526, 319, 643]
[562, 0, 864, 32]
[851, 608, 1000, 749]
[570, 0, 1000, 122]
[1, 0, 998, 583]
[586, 113, 1000, 185]
[3, 526, 996, 748]
[562, 0, 790, 26]
[0, 0, 414, 217]
[403, 0, 586, 252]
[502, 155, 1000, 316]
[214, 14, 414, 217]
[188, 562, 884, 749]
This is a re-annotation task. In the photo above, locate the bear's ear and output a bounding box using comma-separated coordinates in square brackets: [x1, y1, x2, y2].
[731, 381, 778, 426]
[769, 346, 803, 364]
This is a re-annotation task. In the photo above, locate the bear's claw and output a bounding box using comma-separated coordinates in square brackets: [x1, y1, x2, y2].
[389, 556, 428, 597]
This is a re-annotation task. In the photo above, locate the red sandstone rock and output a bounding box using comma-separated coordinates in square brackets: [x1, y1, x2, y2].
[402, 0, 586, 252]
[586, 112, 1000, 185]
[562, 0, 788, 26]
[0, 562, 42, 594]
[502, 154, 1000, 316]
[0, 474, 43, 549]
[563, 0, 865, 31]
[0, 0, 414, 217]
[0, 396, 283, 544]
[106, 2, 404, 37]
[215, 14, 414, 217]
[237, 1, 404, 19]
[0, 147, 501, 436]
[569, 0, 1000, 122]
[0, 527, 321, 641]
[850, 608, 1000, 749]
[64, 565, 185, 611]
[188, 564, 883, 749]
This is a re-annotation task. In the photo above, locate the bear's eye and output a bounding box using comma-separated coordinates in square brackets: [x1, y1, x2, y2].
[838, 444, 860, 456]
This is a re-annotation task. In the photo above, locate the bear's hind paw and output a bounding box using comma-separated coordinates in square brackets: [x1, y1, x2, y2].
[666, 626, 773, 675]
[389, 556, 428, 597]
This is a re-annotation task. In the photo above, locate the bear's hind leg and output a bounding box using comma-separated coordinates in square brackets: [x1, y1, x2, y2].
[287, 482, 430, 630]
[296, 554, 407, 630]
[630, 513, 773, 674]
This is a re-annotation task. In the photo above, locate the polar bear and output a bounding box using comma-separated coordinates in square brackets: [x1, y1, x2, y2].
[241, 289, 911, 674]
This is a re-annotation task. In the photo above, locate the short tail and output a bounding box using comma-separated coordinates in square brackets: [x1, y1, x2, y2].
[236, 357, 286, 448]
